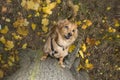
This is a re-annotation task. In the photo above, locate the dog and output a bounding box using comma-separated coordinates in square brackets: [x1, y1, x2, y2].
[40, 19, 78, 68]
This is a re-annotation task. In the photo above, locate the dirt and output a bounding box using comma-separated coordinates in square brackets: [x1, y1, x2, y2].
[0, 0, 120, 80]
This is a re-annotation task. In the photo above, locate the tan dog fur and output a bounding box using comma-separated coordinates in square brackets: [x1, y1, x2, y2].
[41, 19, 78, 68]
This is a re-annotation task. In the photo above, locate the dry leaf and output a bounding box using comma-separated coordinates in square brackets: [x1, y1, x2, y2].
[68, 45, 75, 53]
[42, 18, 49, 26]
[56, 0, 61, 4]
[81, 43, 87, 52]
[0, 36, 6, 44]
[0, 25, 9, 34]
[5, 40, 14, 51]
[31, 23, 36, 31]
[12, 33, 22, 40]
[8, 56, 15, 63]
[79, 50, 84, 59]
[22, 43, 27, 49]
[42, 2, 56, 14]
[108, 27, 116, 33]
[17, 26, 28, 36]
[106, 6, 111, 11]
[42, 26, 48, 33]
[8, 60, 13, 66]
[85, 59, 94, 70]
[2, 6, 7, 13]
[81, 24, 87, 30]
[0, 69, 4, 78]
[21, 0, 40, 11]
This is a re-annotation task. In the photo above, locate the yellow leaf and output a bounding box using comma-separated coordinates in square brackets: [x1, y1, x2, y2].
[5, 40, 14, 51]
[0, 36, 6, 44]
[8, 60, 13, 66]
[22, 43, 27, 49]
[114, 19, 120, 27]
[12, 33, 22, 40]
[75, 21, 81, 26]
[56, 0, 61, 4]
[28, 14, 32, 18]
[21, 0, 40, 11]
[0, 69, 4, 78]
[17, 26, 28, 36]
[74, 5, 79, 12]
[35, 12, 40, 17]
[42, 26, 48, 33]
[81, 24, 87, 30]
[0, 25, 9, 34]
[68, 45, 75, 53]
[5, 18, 11, 22]
[95, 40, 101, 45]
[86, 20, 92, 26]
[81, 43, 87, 52]
[77, 64, 84, 71]
[79, 50, 84, 59]
[108, 27, 116, 33]
[41, 18, 49, 26]
[85, 59, 94, 70]
[106, 6, 111, 11]
[8, 56, 15, 63]
[15, 55, 19, 61]
[0, 55, 2, 61]
[13, 18, 29, 28]
[42, 2, 56, 14]
[31, 23, 36, 31]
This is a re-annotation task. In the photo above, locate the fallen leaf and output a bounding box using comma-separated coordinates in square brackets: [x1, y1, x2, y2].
[86, 20, 92, 26]
[85, 59, 94, 70]
[17, 26, 28, 36]
[5, 18, 10, 22]
[22, 43, 27, 49]
[77, 64, 84, 71]
[2, 6, 7, 13]
[8, 60, 13, 66]
[108, 27, 116, 33]
[106, 6, 111, 11]
[56, 0, 61, 4]
[81, 43, 87, 52]
[41, 18, 49, 26]
[42, 2, 56, 14]
[42, 26, 48, 33]
[31, 23, 36, 31]
[0, 36, 6, 44]
[79, 50, 84, 59]
[12, 33, 22, 40]
[68, 45, 75, 53]
[81, 24, 87, 30]
[5, 40, 14, 51]
[8, 56, 15, 63]
[95, 40, 101, 45]
[0, 69, 4, 78]
[0, 25, 9, 34]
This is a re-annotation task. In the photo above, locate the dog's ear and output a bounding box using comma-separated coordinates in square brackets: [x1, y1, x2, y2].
[57, 19, 69, 28]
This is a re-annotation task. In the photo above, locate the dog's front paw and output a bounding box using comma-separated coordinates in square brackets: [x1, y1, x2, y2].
[58, 61, 65, 68]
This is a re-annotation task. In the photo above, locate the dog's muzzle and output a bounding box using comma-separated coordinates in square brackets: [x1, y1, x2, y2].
[65, 33, 72, 39]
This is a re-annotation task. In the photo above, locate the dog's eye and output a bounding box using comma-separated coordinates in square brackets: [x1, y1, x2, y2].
[72, 30, 75, 32]
[65, 26, 68, 29]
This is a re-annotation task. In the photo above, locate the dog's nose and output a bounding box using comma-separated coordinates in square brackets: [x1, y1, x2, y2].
[68, 33, 72, 36]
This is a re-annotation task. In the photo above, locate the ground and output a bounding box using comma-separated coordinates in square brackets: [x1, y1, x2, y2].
[0, 0, 120, 80]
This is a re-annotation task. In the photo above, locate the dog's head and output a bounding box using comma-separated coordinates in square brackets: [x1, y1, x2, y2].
[57, 19, 78, 40]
